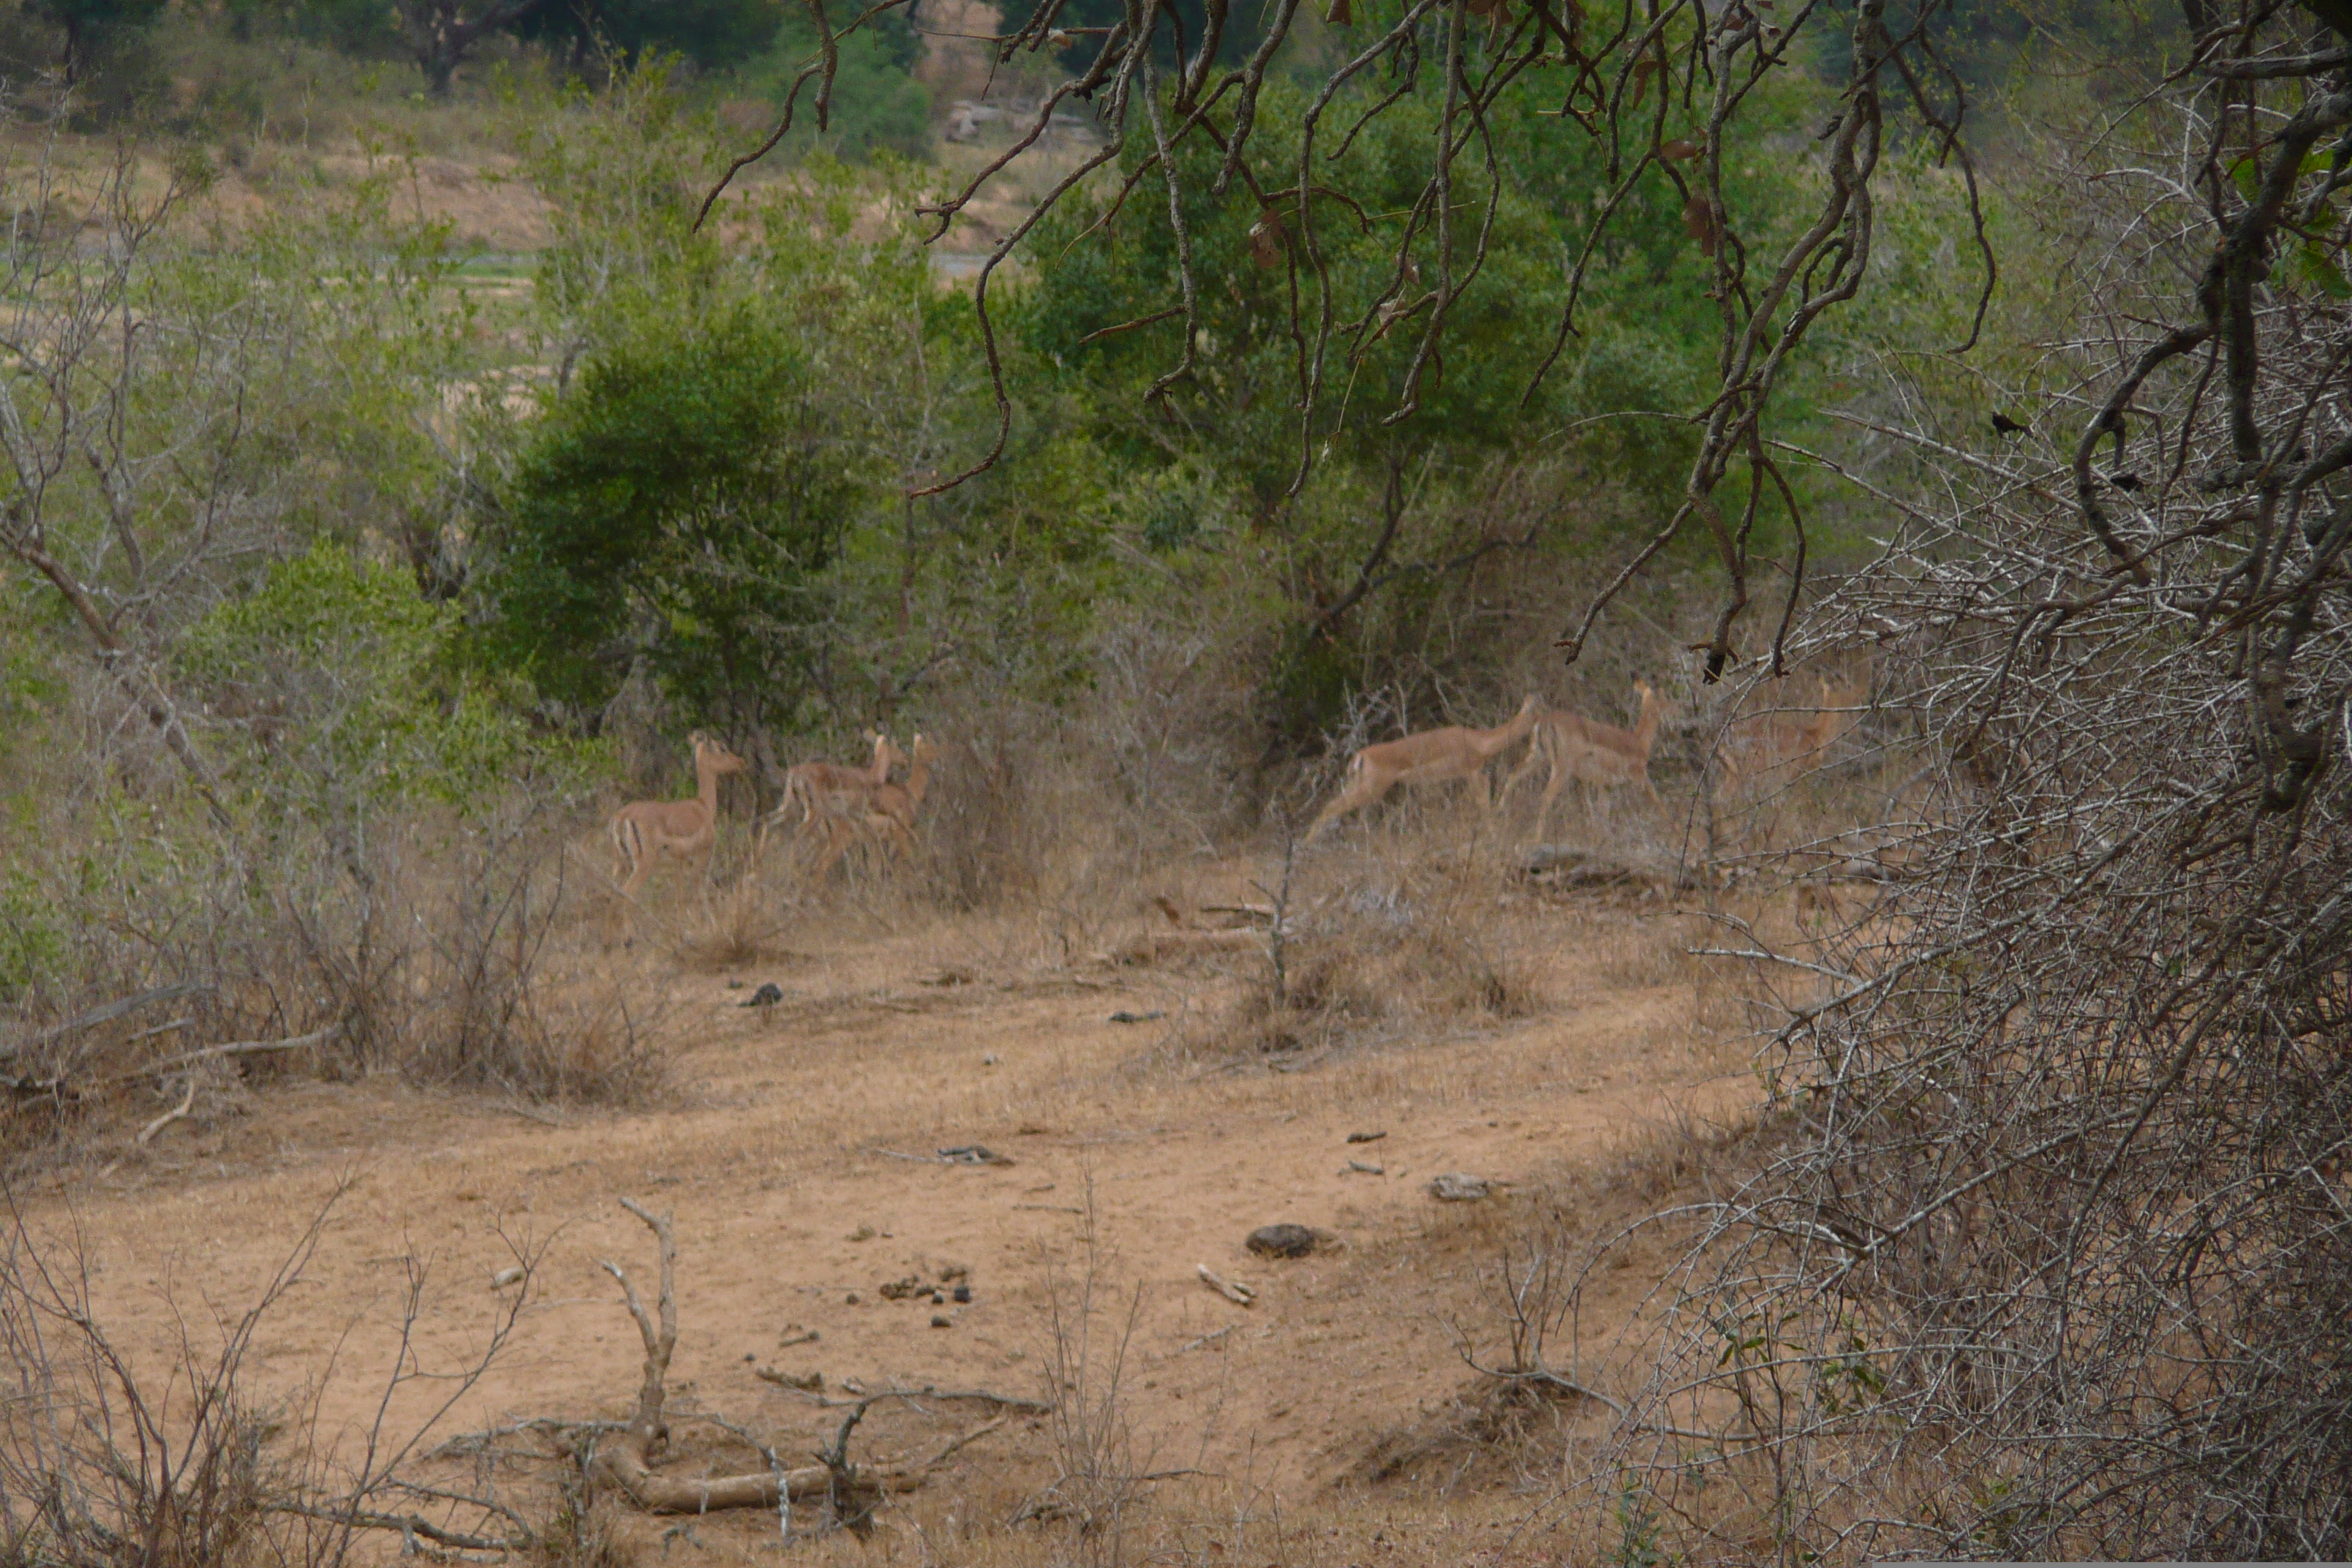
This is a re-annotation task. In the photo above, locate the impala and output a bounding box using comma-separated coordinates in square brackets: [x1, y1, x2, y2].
[1305, 695, 1539, 844]
[611, 731, 748, 900]
[810, 733, 941, 878]
[1500, 680, 1668, 837]
[758, 731, 906, 860]
[1714, 674, 1860, 799]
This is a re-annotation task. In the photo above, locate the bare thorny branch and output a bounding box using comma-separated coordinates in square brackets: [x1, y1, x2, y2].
[1503, 10, 2352, 1560]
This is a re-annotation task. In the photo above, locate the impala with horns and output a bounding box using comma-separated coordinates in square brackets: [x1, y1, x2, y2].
[1501, 680, 1669, 838]
[1305, 695, 1540, 844]
[611, 731, 748, 900]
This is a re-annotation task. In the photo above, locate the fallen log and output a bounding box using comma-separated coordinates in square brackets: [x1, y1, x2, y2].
[589, 1199, 1018, 1528]
[0, 981, 211, 1062]
[1518, 844, 1703, 892]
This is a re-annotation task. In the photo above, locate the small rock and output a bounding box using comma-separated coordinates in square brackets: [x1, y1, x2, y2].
[845, 1292, 862, 1305]
[930, 1314, 952, 1329]
[1428, 1172, 1492, 1202]
[1245, 1224, 1322, 1259]
[982, 1052, 1001, 1066]
[952, 1284, 973, 1303]
[489, 1265, 525, 1290]
[1346, 1130, 1388, 1145]
[740, 982, 785, 1009]
[1343, 1160, 1385, 1176]
[938, 1145, 1013, 1166]
[937, 1262, 971, 1283]
[847, 1225, 875, 1243]
[879, 1276, 927, 1300]
[742, 1352, 755, 1362]
[930, 1291, 946, 1305]
[1108, 1009, 1166, 1024]
[758, 1367, 823, 1392]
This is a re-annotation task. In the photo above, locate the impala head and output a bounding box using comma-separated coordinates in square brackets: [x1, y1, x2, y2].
[689, 731, 748, 774]
[907, 733, 941, 765]
[874, 732, 910, 775]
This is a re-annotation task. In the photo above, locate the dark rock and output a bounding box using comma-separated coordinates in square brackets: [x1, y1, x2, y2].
[1246, 1224, 1322, 1259]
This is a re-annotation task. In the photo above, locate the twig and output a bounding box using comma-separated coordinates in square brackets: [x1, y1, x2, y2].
[133, 1079, 196, 1146]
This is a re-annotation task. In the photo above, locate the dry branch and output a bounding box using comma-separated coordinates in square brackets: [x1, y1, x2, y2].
[588, 1198, 1019, 1520]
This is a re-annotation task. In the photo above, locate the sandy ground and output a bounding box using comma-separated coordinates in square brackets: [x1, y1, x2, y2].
[18, 867, 1751, 1566]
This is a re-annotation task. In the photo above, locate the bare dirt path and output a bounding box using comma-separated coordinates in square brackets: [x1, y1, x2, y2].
[23, 890, 1747, 1562]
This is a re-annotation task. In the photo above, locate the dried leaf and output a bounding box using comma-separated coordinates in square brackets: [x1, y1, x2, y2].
[1248, 208, 1289, 268]
[1659, 137, 1702, 162]
[1629, 57, 1659, 108]
[1683, 196, 1720, 257]
[1325, 0, 1352, 23]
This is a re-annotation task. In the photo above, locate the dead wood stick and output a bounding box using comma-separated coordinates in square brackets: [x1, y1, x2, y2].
[270, 1501, 527, 1554]
[786, 1384, 1052, 1413]
[129, 1024, 344, 1082]
[134, 1079, 197, 1146]
[0, 981, 211, 1062]
[1168, 1324, 1239, 1356]
[1196, 1264, 1256, 1306]
[589, 1198, 1009, 1517]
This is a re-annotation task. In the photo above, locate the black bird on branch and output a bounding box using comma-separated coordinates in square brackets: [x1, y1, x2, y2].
[1991, 411, 2030, 437]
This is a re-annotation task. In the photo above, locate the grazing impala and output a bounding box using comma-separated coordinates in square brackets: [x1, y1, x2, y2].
[1501, 680, 1668, 837]
[611, 731, 748, 900]
[1305, 695, 1540, 844]
[758, 731, 906, 862]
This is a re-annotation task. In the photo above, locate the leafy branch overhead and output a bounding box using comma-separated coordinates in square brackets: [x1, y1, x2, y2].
[705, 0, 1997, 680]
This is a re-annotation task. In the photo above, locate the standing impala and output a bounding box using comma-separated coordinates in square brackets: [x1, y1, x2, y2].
[1713, 674, 1859, 799]
[1501, 680, 1668, 838]
[1305, 695, 1540, 844]
[810, 732, 940, 878]
[611, 731, 748, 900]
[758, 731, 905, 861]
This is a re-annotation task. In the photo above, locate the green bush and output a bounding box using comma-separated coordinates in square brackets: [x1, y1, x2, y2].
[476, 304, 853, 736]
[181, 541, 606, 821]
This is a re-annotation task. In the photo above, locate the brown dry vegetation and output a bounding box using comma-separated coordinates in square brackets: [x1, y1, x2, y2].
[0, 707, 1863, 1567]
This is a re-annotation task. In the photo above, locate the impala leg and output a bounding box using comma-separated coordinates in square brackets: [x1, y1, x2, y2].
[810, 818, 856, 882]
[1305, 769, 1390, 845]
[1500, 745, 1542, 810]
[1536, 756, 1567, 843]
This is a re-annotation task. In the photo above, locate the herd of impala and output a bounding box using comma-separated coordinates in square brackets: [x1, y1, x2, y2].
[606, 675, 1863, 901]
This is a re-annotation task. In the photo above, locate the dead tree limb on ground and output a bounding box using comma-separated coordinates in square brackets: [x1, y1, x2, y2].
[588, 1198, 1021, 1528]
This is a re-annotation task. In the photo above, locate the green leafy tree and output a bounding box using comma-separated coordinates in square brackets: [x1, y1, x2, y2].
[396, 0, 544, 97]
[742, 9, 928, 162]
[521, 0, 783, 69]
[476, 305, 854, 740]
[29, 0, 167, 81]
